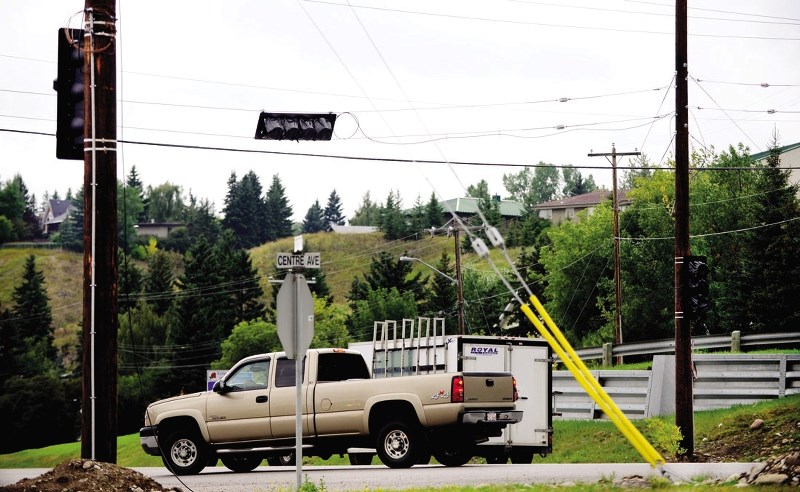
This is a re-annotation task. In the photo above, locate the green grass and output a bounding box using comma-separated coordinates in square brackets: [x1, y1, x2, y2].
[4, 393, 798, 469]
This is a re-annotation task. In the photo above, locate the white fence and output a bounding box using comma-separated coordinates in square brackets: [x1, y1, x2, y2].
[553, 354, 800, 420]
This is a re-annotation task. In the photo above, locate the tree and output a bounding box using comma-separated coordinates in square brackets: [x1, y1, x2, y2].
[145, 249, 176, 316]
[118, 249, 143, 313]
[126, 165, 148, 222]
[214, 319, 281, 369]
[467, 180, 491, 200]
[744, 134, 800, 333]
[312, 296, 350, 348]
[348, 288, 418, 341]
[423, 251, 458, 332]
[223, 171, 269, 248]
[0, 174, 39, 240]
[380, 190, 407, 240]
[503, 163, 560, 208]
[562, 165, 597, 197]
[58, 188, 84, 252]
[302, 200, 326, 233]
[146, 182, 185, 223]
[350, 192, 382, 226]
[407, 195, 427, 237]
[460, 269, 510, 336]
[424, 192, 444, 228]
[621, 154, 655, 190]
[10, 255, 56, 375]
[118, 181, 145, 254]
[266, 174, 293, 240]
[323, 189, 346, 230]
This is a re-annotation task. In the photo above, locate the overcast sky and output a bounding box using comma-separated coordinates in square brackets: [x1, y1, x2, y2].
[1, 0, 798, 222]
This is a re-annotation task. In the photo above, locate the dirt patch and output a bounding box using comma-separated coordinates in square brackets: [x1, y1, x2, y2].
[0, 459, 179, 492]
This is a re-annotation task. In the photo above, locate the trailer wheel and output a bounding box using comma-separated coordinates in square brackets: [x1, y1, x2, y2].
[510, 448, 534, 464]
[376, 421, 421, 468]
[348, 453, 374, 465]
[161, 428, 209, 475]
[485, 455, 507, 464]
[221, 455, 262, 472]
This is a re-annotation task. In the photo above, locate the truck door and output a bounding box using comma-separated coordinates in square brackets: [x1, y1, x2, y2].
[269, 357, 312, 438]
[206, 357, 272, 442]
[508, 344, 551, 448]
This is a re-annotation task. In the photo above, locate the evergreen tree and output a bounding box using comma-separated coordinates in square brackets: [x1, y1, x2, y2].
[59, 188, 84, 252]
[407, 195, 426, 238]
[266, 174, 293, 240]
[323, 189, 346, 231]
[467, 180, 491, 200]
[10, 255, 56, 375]
[222, 171, 269, 248]
[349, 251, 428, 303]
[118, 249, 143, 313]
[216, 230, 265, 324]
[184, 194, 221, 244]
[118, 181, 145, 254]
[745, 134, 800, 333]
[126, 165, 148, 222]
[302, 200, 326, 233]
[424, 192, 444, 228]
[380, 190, 407, 240]
[423, 251, 458, 332]
[145, 249, 176, 316]
[562, 165, 597, 197]
[146, 182, 185, 223]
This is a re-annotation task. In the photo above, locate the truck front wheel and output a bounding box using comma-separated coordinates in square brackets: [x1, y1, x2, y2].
[376, 421, 422, 468]
[161, 429, 209, 475]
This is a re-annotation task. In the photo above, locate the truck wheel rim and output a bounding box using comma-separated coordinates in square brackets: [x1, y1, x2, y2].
[384, 430, 410, 459]
[171, 438, 197, 466]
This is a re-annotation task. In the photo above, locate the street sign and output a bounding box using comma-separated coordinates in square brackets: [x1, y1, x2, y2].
[276, 252, 321, 269]
[276, 273, 315, 359]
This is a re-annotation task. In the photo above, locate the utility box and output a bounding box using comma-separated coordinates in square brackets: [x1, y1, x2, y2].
[349, 319, 553, 464]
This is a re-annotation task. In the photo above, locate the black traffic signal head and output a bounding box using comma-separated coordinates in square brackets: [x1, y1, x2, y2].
[254, 112, 336, 141]
[54, 28, 85, 160]
[684, 255, 710, 321]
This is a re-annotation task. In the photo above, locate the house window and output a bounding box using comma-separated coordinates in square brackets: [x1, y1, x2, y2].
[539, 209, 552, 220]
[566, 208, 575, 219]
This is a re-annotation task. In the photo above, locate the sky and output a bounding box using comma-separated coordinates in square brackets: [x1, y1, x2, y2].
[1, 0, 799, 222]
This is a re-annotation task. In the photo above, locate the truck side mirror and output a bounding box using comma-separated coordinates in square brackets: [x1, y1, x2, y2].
[213, 380, 230, 394]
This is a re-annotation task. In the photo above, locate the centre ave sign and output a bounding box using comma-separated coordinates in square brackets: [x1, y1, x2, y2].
[276, 252, 321, 269]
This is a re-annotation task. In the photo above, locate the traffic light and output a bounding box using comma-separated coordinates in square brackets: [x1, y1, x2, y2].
[684, 255, 709, 321]
[54, 28, 85, 160]
[254, 112, 336, 141]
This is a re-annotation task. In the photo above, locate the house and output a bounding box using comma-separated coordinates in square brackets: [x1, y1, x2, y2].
[437, 196, 524, 221]
[40, 199, 73, 236]
[331, 224, 378, 234]
[134, 221, 183, 239]
[532, 190, 630, 225]
[750, 141, 800, 196]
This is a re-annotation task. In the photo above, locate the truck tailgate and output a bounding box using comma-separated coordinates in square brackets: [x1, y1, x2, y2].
[462, 372, 515, 403]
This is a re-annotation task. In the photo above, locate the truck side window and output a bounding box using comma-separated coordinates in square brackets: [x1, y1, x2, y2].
[317, 353, 370, 382]
[225, 359, 270, 391]
[275, 358, 305, 387]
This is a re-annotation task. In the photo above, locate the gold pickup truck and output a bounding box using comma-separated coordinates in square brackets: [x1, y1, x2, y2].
[140, 348, 521, 474]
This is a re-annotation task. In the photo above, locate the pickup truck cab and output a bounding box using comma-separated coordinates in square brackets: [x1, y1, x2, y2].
[140, 348, 521, 474]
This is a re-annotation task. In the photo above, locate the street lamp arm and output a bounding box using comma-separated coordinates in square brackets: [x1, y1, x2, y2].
[399, 256, 458, 284]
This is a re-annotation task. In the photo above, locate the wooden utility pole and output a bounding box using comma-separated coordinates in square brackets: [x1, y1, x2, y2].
[80, 0, 118, 463]
[453, 228, 465, 336]
[588, 144, 639, 365]
[674, 0, 694, 458]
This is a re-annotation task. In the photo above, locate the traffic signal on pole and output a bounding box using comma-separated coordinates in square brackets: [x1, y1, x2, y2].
[54, 28, 85, 160]
[254, 112, 336, 141]
[684, 255, 709, 321]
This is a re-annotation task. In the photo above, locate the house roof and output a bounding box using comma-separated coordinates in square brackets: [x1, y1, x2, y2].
[331, 224, 379, 234]
[46, 199, 73, 224]
[750, 141, 800, 162]
[439, 197, 525, 217]
[532, 190, 630, 210]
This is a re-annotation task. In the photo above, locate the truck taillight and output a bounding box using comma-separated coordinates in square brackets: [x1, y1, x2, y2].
[451, 375, 464, 403]
[513, 377, 519, 402]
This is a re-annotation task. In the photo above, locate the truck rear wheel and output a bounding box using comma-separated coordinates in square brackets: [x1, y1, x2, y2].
[161, 429, 209, 475]
[376, 421, 422, 468]
[221, 455, 262, 472]
[267, 453, 294, 466]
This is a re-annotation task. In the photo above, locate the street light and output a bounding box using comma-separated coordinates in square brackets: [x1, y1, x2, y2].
[399, 255, 464, 335]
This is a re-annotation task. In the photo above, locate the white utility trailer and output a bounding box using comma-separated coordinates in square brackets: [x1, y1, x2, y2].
[349, 318, 553, 464]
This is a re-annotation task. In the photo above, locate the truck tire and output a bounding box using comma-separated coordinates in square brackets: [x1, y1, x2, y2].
[376, 421, 422, 468]
[221, 455, 262, 472]
[161, 429, 209, 475]
[348, 453, 374, 465]
[433, 443, 472, 467]
[267, 454, 294, 466]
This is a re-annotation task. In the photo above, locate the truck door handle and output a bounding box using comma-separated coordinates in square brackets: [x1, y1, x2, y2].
[485, 379, 494, 387]
[256, 395, 268, 403]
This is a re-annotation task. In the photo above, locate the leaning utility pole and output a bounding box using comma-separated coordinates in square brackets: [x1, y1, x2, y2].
[588, 144, 639, 365]
[674, 0, 694, 458]
[80, 0, 118, 463]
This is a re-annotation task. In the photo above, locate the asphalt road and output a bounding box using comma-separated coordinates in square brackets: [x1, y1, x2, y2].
[0, 462, 755, 491]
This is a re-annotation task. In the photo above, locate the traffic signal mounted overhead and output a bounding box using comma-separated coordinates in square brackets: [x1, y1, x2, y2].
[684, 255, 710, 321]
[254, 112, 336, 141]
[54, 28, 85, 160]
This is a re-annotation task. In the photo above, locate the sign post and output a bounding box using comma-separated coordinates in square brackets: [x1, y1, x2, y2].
[275, 244, 319, 490]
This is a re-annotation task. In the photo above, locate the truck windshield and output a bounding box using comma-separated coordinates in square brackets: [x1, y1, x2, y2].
[317, 353, 370, 382]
